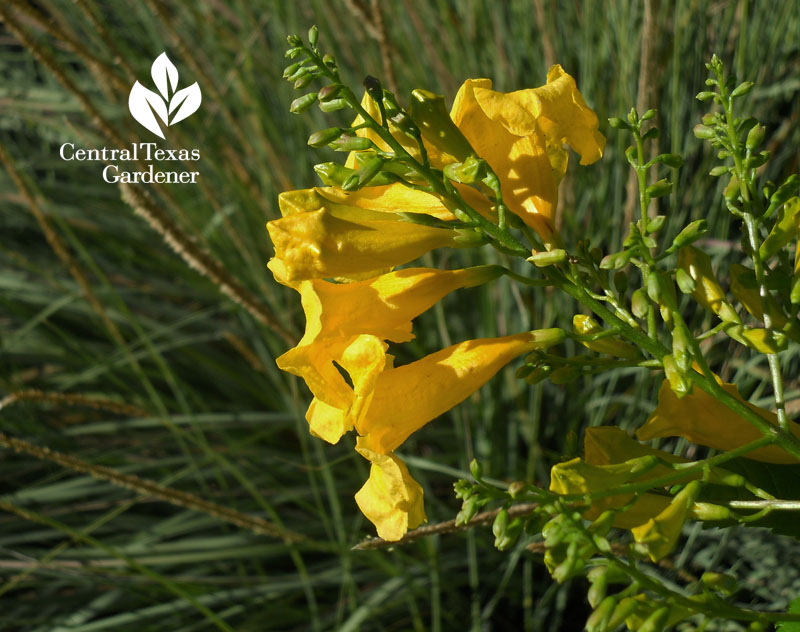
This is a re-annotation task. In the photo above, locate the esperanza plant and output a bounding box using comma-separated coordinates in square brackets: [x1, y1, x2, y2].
[270, 27, 800, 630]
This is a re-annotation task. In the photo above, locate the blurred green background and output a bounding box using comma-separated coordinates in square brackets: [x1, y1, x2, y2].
[1, 1, 799, 630]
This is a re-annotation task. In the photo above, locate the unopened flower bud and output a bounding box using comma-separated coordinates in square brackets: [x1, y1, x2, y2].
[308, 25, 319, 47]
[329, 135, 374, 151]
[290, 92, 318, 113]
[646, 179, 672, 198]
[318, 84, 342, 101]
[693, 124, 715, 140]
[631, 288, 649, 319]
[307, 127, 344, 148]
[527, 249, 566, 267]
[746, 123, 766, 151]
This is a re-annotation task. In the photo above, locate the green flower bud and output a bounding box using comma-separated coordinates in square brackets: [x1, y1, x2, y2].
[690, 502, 733, 521]
[731, 81, 754, 98]
[328, 135, 374, 151]
[646, 179, 672, 198]
[608, 117, 630, 130]
[492, 508, 509, 540]
[286, 34, 302, 46]
[285, 46, 304, 59]
[307, 127, 344, 148]
[587, 571, 608, 608]
[693, 124, 715, 139]
[746, 123, 766, 151]
[288, 66, 310, 82]
[646, 273, 661, 303]
[456, 496, 479, 526]
[289, 92, 318, 113]
[308, 25, 319, 47]
[639, 606, 670, 632]
[696, 91, 716, 101]
[631, 288, 649, 319]
[317, 98, 346, 112]
[599, 250, 632, 270]
[607, 597, 639, 629]
[641, 108, 657, 121]
[709, 165, 729, 177]
[283, 62, 301, 78]
[318, 84, 342, 101]
[585, 596, 616, 632]
[469, 458, 483, 480]
[527, 249, 567, 267]
[670, 219, 708, 250]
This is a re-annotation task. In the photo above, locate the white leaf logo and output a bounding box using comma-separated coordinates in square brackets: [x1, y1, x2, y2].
[128, 52, 201, 138]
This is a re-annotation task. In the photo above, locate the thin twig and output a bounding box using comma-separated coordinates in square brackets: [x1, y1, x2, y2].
[352, 503, 539, 550]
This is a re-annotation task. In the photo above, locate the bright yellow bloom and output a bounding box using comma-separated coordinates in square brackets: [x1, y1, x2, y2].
[267, 189, 463, 281]
[638, 378, 800, 464]
[354, 439, 426, 541]
[449, 66, 605, 240]
[343, 67, 604, 241]
[269, 262, 503, 442]
[358, 329, 565, 454]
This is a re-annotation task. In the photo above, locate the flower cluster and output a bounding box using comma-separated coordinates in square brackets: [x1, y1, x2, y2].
[268, 67, 604, 540]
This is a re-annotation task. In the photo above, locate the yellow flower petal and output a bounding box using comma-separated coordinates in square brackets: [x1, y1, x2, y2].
[358, 329, 564, 453]
[470, 65, 605, 166]
[450, 78, 557, 239]
[637, 378, 800, 464]
[271, 264, 504, 442]
[354, 440, 426, 541]
[268, 189, 459, 281]
[306, 397, 351, 444]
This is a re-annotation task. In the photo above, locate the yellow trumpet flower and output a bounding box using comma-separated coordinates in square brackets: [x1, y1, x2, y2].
[637, 378, 800, 464]
[269, 262, 503, 442]
[342, 67, 604, 241]
[267, 189, 464, 281]
[358, 329, 565, 454]
[449, 66, 605, 240]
